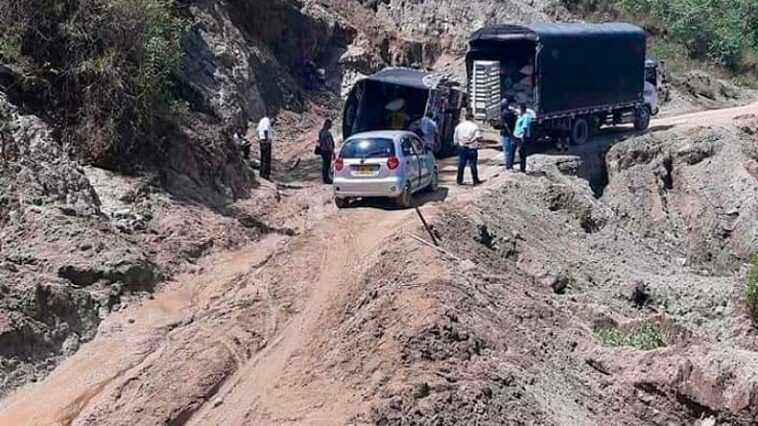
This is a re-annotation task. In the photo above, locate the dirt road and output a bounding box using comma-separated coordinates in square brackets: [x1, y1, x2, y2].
[653, 101, 757, 130]
[0, 101, 754, 425]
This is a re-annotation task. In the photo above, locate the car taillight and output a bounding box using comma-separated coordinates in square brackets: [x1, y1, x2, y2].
[334, 157, 344, 171]
[387, 156, 399, 170]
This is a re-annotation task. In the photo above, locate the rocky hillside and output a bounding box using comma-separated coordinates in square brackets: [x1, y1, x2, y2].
[1, 0, 756, 413]
[0, 0, 557, 396]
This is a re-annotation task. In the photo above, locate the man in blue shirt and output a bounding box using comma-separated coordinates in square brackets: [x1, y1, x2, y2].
[512, 104, 533, 173]
[420, 112, 439, 153]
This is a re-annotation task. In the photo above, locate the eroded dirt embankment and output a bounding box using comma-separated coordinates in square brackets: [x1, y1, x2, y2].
[1, 107, 756, 425]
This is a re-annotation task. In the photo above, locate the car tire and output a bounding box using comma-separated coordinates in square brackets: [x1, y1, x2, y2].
[426, 168, 439, 192]
[395, 182, 413, 209]
[335, 197, 348, 209]
[634, 106, 651, 131]
[570, 117, 590, 145]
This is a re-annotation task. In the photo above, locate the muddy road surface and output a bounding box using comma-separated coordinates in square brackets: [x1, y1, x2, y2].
[0, 102, 755, 425]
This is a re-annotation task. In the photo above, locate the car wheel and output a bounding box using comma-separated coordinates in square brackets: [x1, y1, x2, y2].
[395, 181, 413, 208]
[335, 197, 348, 209]
[570, 117, 590, 145]
[634, 106, 651, 131]
[426, 168, 439, 192]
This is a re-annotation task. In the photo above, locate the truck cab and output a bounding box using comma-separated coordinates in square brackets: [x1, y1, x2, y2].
[645, 60, 661, 116]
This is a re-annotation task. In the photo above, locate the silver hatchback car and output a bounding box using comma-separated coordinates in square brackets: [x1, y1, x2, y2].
[333, 130, 438, 208]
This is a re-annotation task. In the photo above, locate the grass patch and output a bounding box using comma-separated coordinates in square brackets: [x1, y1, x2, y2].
[576, 206, 600, 233]
[598, 321, 669, 350]
[745, 255, 758, 326]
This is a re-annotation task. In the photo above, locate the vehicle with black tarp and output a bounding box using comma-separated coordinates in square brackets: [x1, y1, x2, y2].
[466, 22, 661, 145]
[342, 68, 465, 156]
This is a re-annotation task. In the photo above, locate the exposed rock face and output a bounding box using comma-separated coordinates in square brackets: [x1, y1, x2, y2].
[0, 94, 161, 396]
[603, 116, 758, 272]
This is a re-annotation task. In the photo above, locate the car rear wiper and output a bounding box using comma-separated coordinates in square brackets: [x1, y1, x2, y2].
[362, 150, 388, 158]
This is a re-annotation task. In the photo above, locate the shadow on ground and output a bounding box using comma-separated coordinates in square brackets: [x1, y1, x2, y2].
[339, 187, 450, 211]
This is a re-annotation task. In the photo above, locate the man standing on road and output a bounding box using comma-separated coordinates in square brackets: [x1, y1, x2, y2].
[512, 104, 533, 173]
[499, 99, 516, 170]
[453, 112, 482, 185]
[318, 119, 336, 184]
[420, 111, 439, 153]
[257, 115, 273, 180]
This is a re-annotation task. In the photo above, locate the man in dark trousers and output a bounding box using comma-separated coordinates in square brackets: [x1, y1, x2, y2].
[499, 99, 516, 170]
[257, 115, 273, 180]
[453, 112, 482, 185]
[318, 119, 336, 184]
[512, 104, 533, 173]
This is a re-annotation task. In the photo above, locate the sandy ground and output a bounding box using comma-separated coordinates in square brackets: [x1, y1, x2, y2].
[0, 101, 755, 426]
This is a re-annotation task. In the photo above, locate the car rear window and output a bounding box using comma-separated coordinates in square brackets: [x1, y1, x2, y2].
[340, 138, 395, 158]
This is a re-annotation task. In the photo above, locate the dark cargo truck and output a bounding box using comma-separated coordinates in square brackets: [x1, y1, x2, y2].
[466, 23, 660, 145]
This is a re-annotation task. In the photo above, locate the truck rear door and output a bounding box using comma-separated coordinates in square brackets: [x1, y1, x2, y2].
[470, 60, 500, 121]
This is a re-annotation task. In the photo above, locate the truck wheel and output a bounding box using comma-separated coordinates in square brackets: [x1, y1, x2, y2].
[570, 117, 590, 145]
[634, 107, 651, 131]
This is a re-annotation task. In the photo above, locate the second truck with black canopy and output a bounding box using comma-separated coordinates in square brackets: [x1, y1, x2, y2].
[466, 22, 662, 145]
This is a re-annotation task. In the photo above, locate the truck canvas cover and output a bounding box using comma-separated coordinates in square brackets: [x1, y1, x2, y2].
[466, 23, 646, 117]
[342, 68, 463, 155]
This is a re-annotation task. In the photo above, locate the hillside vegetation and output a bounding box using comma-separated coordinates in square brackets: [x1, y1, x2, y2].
[563, 0, 758, 75]
[0, 0, 187, 169]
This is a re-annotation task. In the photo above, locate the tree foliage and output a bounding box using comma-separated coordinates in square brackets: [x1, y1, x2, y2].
[0, 0, 187, 168]
[563, 0, 758, 69]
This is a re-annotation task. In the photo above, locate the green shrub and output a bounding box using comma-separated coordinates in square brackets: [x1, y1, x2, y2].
[648, 40, 691, 75]
[598, 321, 668, 350]
[745, 255, 758, 325]
[562, 0, 758, 70]
[576, 206, 600, 233]
[0, 0, 188, 168]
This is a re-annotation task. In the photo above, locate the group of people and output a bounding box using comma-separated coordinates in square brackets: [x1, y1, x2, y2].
[452, 100, 534, 185]
[232, 115, 274, 180]
[499, 100, 534, 173]
[385, 99, 441, 153]
[232, 116, 337, 185]
[233, 97, 533, 187]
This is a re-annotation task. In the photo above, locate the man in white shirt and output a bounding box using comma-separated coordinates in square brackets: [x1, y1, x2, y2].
[453, 112, 482, 185]
[257, 115, 273, 180]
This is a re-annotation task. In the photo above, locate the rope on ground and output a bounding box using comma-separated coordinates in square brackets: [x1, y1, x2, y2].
[407, 233, 463, 262]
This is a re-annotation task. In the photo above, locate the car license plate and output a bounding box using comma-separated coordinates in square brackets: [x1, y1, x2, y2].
[353, 165, 374, 176]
